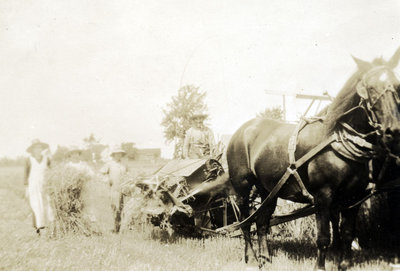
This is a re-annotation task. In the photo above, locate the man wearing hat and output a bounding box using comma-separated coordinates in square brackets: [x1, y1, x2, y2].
[183, 112, 215, 159]
[101, 146, 128, 233]
[24, 139, 54, 235]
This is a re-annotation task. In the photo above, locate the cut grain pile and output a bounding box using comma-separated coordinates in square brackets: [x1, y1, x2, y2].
[45, 163, 103, 236]
[121, 174, 193, 234]
[44, 160, 193, 237]
[271, 199, 316, 242]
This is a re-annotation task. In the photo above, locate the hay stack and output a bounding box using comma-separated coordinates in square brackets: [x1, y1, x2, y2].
[46, 163, 101, 236]
[121, 174, 192, 234]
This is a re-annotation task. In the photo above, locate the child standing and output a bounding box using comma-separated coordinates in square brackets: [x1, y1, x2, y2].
[101, 146, 127, 233]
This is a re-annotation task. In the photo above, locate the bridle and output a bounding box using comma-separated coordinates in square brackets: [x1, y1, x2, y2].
[358, 67, 400, 133]
[335, 66, 400, 160]
[356, 66, 400, 162]
[337, 67, 400, 207]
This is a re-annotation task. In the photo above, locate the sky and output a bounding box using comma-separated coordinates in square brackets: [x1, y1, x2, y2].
[1, 0, 400, 158]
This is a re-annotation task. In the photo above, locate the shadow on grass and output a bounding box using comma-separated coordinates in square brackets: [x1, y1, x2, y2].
[269, 238, 397, 265]
[269, 239, 316, 260]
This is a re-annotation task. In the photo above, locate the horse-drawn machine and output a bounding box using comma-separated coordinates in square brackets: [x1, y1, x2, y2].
[133, 49, 400, 271]
[133, 155, 239, 236]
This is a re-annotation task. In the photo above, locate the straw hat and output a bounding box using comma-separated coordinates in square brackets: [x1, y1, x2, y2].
[110, 146, 126, 156]
[190, 111, 208, 120]
[26, 139, 49, 154]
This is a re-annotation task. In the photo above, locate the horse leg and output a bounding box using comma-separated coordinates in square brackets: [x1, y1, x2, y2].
[330, 208, 341, 254]
[256, 194, 277, 268]
[338, 207, 359, 271]
[229, 173, 257, 263]
[314, 192, 333, 271]
[240, 194, 258, 263]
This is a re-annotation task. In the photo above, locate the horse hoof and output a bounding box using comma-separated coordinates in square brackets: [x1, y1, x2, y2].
[339, 261, 350, 271]
[258, 255, 271, 269]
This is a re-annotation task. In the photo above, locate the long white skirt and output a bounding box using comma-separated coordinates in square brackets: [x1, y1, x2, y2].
[28, 178, 54, 229]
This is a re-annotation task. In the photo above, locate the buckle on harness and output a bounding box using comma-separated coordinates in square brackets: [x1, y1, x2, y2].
[353, 136, 367, 147]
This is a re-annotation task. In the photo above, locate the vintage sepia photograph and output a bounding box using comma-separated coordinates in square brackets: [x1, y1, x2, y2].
[1, 0, 400, 270]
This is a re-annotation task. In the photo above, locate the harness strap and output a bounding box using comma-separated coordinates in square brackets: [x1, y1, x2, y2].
[217, 169, 293, 233]
[216, 134, 338, 233]
[288, 119, 304, 165]
[294, 134, 338, 168]
[288, 117, 325, 165]
[348, 179, 400, 209]
[288, 118, 329, 201]
[331, 122, 379, 162]
[347, 188, 376, 209]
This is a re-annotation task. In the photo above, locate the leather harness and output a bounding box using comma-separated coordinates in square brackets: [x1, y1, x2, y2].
[217, 69, 400, 233]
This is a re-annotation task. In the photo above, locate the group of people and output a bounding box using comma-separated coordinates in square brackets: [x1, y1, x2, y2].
[24, 141, 129, 235]
[24, 112, 215, 236]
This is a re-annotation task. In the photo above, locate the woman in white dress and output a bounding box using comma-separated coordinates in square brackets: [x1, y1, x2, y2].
[24, 139, 54, 235]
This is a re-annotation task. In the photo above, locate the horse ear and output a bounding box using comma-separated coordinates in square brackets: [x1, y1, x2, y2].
[356, 81, 368, 99]
[352, 55, 373, 70]
[387, 47, 400, 68]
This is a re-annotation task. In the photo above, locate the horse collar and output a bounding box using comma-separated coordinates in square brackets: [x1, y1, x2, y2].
[331, 126, 378, 163]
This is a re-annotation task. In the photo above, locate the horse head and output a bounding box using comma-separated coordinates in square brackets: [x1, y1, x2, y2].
[353, 48, 400, 155]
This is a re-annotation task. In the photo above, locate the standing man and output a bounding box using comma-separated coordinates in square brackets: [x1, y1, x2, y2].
[24, 139, 54, 236]
[101, 146, 127, 233]
[183, 112, 215, 159]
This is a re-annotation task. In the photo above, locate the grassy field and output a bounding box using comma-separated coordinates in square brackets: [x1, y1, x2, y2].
[0, 165, 394, 271]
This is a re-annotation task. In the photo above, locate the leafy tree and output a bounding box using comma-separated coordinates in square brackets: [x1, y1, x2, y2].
[83, 133, 100, 146]
[161, 85, 208, 158]
[257, 106, 284, 120]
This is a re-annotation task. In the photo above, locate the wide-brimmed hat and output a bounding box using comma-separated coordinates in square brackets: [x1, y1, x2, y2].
[190, 112, 208, 120]
[26, 139, 49, 153]
[110, 146, 126, 156]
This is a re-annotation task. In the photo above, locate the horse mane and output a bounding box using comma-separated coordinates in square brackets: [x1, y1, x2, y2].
[324, 57, 387, 132]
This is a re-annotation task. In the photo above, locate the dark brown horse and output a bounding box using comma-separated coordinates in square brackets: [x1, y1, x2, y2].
[226, 49, 400, 270]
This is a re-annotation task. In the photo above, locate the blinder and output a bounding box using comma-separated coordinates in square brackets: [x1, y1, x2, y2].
[355, 67, 400, 133]
[356, 69, 399, 107]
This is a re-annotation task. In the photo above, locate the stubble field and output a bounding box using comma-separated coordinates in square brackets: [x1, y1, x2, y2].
[0, 165, 393, 271]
